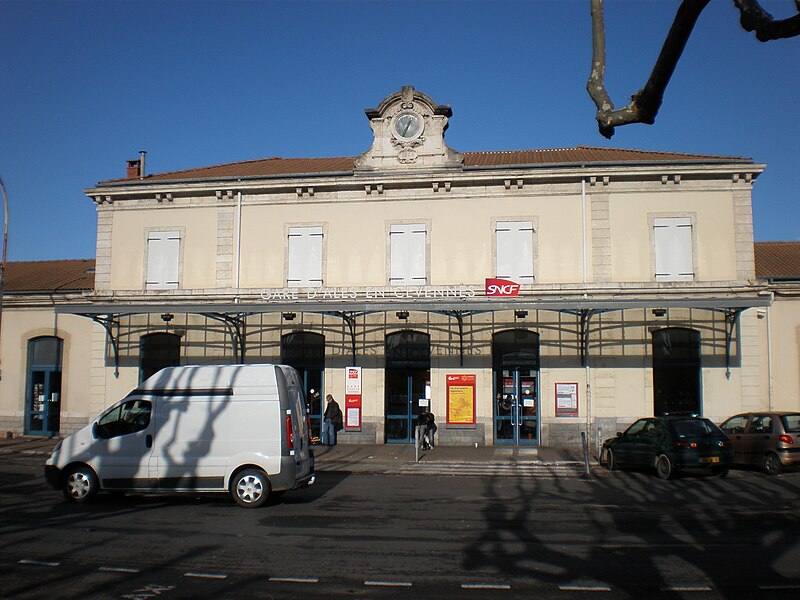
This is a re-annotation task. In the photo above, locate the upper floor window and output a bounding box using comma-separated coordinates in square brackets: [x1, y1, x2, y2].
[390, 223, 426, 285]
[496, 221, 535, 283]
[287, 226, 323, 287]
[146, 230, 180, 289]
[653, 217, 694, 281]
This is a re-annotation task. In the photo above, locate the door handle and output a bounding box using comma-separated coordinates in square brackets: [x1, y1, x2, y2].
[146, 434, 153, 448]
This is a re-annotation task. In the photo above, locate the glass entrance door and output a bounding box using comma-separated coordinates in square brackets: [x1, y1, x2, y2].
[494, 369, 538, 446]
[25, 337, 63, 437]
[385, 369, 429, 443]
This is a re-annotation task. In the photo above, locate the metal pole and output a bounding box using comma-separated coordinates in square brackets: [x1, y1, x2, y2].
[0, 175, 8, 381]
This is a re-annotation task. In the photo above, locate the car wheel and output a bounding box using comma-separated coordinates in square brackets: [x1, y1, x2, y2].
[655, 454, 673, 480]
[604, 448, 617, 471]
[762, 452, 783, 476]
[231, 469, 270, 508]
[63, 465, 99, 503]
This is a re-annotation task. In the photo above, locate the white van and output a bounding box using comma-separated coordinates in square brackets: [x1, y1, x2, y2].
[45, 364, 315, 508]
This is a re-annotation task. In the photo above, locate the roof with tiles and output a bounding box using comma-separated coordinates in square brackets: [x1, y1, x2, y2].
[99, 146, 752, 185]
[754, 241, 800, 281]
[4, 259, 96, 293]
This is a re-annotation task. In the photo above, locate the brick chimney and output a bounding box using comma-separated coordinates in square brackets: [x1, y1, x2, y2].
[126, 150, 147, 179]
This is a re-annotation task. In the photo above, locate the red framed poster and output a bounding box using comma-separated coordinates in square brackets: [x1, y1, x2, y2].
[344, 366, 362, 430]
[555, 382, 579, 417]
[446, 374, 476, 425]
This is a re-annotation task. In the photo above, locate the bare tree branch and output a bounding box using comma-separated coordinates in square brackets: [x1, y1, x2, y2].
[588, 0, 711, 139]
[734, 0, 800, 40]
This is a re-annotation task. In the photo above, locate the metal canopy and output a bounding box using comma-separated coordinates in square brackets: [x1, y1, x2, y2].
[57, 293, 771, 377]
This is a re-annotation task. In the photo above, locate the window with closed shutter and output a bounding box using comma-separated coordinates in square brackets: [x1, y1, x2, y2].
[653, 217, 694, 281]
[496, 221, 534, 283]
[287, 226, 324, 287]
[146, 231, 180, 289]
[390, 223, 426, 285]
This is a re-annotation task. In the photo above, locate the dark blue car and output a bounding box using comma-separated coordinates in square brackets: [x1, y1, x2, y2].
[602, 415, 733, 479]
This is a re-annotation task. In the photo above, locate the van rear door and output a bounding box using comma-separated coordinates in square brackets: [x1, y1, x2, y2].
[277, 366, 312, 478]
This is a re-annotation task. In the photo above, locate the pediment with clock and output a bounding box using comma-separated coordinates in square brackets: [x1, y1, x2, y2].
[354, 86, 464, 172]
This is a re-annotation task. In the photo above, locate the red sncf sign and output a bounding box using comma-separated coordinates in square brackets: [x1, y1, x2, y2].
[485, 278, 520, 297]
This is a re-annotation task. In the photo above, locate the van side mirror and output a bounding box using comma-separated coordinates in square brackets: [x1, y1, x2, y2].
[92, 422, 99, 439]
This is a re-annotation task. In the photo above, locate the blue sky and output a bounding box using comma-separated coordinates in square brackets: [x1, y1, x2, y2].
[1, 0, 798, 262]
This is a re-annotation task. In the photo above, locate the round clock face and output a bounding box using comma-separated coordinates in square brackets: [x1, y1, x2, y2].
[393, 112, 423, 140]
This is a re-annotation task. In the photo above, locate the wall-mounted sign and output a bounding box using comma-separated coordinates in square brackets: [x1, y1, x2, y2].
[345, 367, 362, 430]
[555, 382, 579, 417]
[485, 278, 520, 297]
[447, 374, 476, 425]
[261, 285, 477, 302]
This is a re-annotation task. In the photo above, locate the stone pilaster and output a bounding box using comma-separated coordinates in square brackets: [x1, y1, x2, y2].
[94, 207, 113, 291]
[590, 188, 611, 282]
[216, 209, 235, 288]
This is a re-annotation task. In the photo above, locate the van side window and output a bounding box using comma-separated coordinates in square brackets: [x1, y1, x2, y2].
[97, 400, 152, 439]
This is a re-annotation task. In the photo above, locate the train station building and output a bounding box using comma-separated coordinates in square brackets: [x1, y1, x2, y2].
[2, 87, 798, 451]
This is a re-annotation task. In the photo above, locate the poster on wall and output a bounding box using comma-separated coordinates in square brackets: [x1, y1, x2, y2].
[555, 382, 579, 417]
[344, 366, 362, 430]
[446, 374, 476, 425]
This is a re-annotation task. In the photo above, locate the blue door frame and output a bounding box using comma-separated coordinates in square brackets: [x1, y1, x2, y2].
[494, 368, 539, 446]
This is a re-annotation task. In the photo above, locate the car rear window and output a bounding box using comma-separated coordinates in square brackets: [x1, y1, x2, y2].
[781, 414, 800, 433]
[670, 419, 723, 437]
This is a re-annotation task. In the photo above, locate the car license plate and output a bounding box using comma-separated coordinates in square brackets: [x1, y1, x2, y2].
[700, 457, 720, 464]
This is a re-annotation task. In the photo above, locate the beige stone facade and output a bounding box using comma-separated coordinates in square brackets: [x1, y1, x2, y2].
[2, 87, 795, 451]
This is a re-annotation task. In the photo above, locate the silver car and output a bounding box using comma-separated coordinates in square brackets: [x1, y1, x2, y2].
[719, 412, 800, 475]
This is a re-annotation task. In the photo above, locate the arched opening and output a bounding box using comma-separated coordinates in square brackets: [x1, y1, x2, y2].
[139, 332, 181, 382]
[385, 330, 430, 444]
[492, 329, 540, 446]
[281, 331, 325, 443]
[652, 327, 701, 415]
[26, 336, 63, 436]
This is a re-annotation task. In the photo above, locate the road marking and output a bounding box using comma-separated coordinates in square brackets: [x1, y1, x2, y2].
[183, 572, 228, 580]
[461, 583, 512, 590]
[759, 584, 800, 590]
[99, 566, 141, 573]
[269, 577, 320, 583]
[18, 559, 60, 567]
[364, 580, 413, 587]
[660, 586, 712, 592]
[560, 585, 612, 591]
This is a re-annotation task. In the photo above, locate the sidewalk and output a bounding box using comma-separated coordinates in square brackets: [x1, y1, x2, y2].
[0, 435, 596, 473]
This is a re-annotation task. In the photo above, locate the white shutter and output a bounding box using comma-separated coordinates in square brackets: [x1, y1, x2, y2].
[390, 223, 426, 285]
[654, 218, 693, 280]
[288, 227, 323, 287]
[496, 221, 534, 282]
[146, 231, 180, 289]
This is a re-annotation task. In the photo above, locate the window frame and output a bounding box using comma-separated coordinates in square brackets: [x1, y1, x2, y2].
[286, 225, 325, 288]
[494, 219, 536, 283]
[388, 221, 429, 286]
[144, 228, 183, 290]
[650, 215, 696, 282]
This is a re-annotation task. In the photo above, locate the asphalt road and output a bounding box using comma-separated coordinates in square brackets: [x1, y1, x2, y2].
[1, 454, 799, 599]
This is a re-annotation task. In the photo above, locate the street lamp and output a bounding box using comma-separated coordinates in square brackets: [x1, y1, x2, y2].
[0, 175, 8, 381]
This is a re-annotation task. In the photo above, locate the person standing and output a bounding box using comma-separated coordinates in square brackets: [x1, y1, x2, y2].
[322, 394, 342, 446]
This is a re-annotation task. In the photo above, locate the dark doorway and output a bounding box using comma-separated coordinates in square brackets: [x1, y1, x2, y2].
[652, 328, 701, 415]
[139, 333, 181, 382]
[282, 331, 325, 443]
[25, 336, 63, 437]
[385, 330, 430, 444]
[493, 330, 540, 446]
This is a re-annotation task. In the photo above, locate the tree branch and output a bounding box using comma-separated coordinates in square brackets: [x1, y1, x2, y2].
[734, 0, 800, 41]
[587, 0, 711, 138]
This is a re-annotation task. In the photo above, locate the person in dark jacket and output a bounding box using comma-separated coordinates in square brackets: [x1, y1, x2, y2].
[417, 411, 437, 450]
[322, 394, 342, 446]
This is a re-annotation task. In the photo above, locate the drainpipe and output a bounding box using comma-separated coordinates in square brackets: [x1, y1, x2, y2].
[235, 190, 242, 289]
[581, 178, 588, 283]
[765, 298, 774, 411]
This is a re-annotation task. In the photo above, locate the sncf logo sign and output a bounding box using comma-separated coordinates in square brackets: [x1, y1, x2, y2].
[485, 278, 520, 297]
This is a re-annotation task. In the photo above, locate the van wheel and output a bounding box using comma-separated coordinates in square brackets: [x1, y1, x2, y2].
[762, 452, 783, 476]
[231, 469, 270, 508]
[63, 465, 99, 503]
[655, 454, 673, 480]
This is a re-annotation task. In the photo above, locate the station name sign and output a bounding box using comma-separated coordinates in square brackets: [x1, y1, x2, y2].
[259, 280, 523, 302]
[260, 285, 478, 302]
